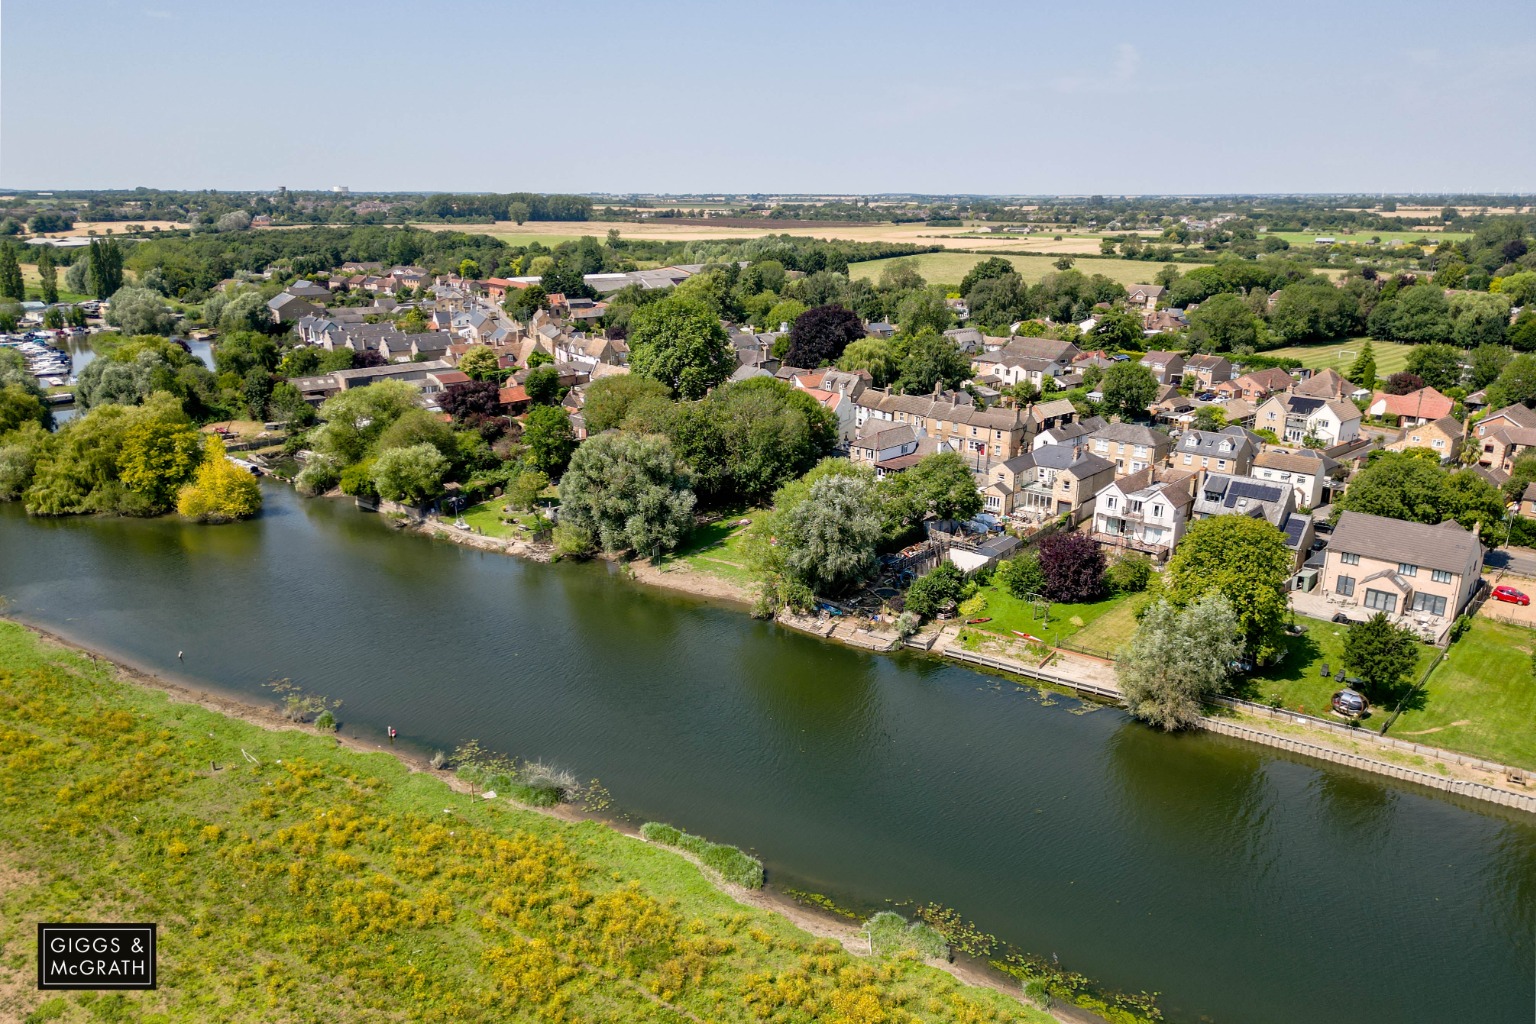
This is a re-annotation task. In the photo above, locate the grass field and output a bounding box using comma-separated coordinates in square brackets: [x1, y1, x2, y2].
[847, 252, 1199, 289]
[666, 510, 762, 587]
[1264, 338, 1416, 376]
[1390, 619, 1536, 770]
[1240, 616, 1439, 722]
[1267, 230, 1472, 248]
[19, 262, 91, 304]
[456, 498, 546, 540]
[962, 586, 1141, 652]
[0, 620, 1055, 1024]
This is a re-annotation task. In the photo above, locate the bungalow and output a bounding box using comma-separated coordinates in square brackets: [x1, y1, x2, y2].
[1182, 354, 1233, 388]
[1139, 351, 1184, 386]
[1385, 415, 1464, 462]
[1253, 394, 1362, 448]
[865, 322, 897, 339]
[1171, 427, 1255, 475]
[1090, 422, 1173, 477]
[1091, 468, 1196, 562]
[1322, 511, 1483, 638]
[331, 359, 452, 392]
[1367, 386, 1454, 427]
[1251, 448, 1338, 509]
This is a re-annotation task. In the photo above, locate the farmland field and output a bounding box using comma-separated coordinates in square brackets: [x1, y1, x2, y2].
[848, 252, 1202, 288]
[1264, 338, 1416, 376]
[1266, 230, 1471, 248]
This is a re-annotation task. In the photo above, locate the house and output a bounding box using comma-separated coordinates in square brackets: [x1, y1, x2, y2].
[943, 327, 990, 353]
[330, 359, 452, 392]
[865, 322, 897, 339]
[1521, 482, 1536, 520]
[1385, 415, 1464, 462]
[850, 422, 922, 469]
[1089, 423, 1173, 477]
[1290, 368, 1359, 401]
[1217, 366, 1295, 402]
[1032, 417, 1100, 451]
[1182, 354, 1233, 388]
[1009, 443, 1116, 520]
[1171, 427, 1256, 475]
[1142, 308, 1188, 334]
[1367, 386, 1454, 427]
[1125, 284, 1166, 309]
[267, 292, 321, 323]
[853, 387, 1029, 462]
[1321, 511, 1484, 637]
[1191, 474, 1296, 529]
[1253, 394, 1362, 447]
[1025, 397, 1080, 435]
[794, 369, 865, 443]
[972, 337, 1081, 387]
[1472, 403, 1536, 479]
[1091, 468, 1196, 562]
[1139, 351, 1184, 386]
[1251, 448, 1338, 509]
[285, 280, 331, 300]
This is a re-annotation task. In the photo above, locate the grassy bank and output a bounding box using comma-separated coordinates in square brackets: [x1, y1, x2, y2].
[0, 620, 1057, 1024]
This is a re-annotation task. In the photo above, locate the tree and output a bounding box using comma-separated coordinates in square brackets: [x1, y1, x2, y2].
[557, 431, 696, 555]
[1452, 294, 1511, 349]
[894, 289, 954, 337]
[508, 201, 530, 225]
[267, 381, 314, 426]
[1404, 343, 1463, 391]
[1347, 341, 1378, 391]
[1166, 515, 1292, 663]
[784, 304, 866, 368]
[1382, 371, 1426, 396]
[1187, 293, 1259, 352]
[879, 450, 983, 531]
[176, 434, 262, 522]
[213, 331, 279, 378]
[87, 237, 124, 299]
[1092, 309, 1144, 350]
[1191, 405, 1227, 431]
[439, 380, 502, 424]
[1509, 309, 1536, 354]
[507, 469, 549, 511]
[522, 405, 576, 475]
[1100, 362, 1158, 420]
[370, 444, 449, 504]
[771, 472, 882, 596]
[995, 551, 1045, 599]
[1037, 531, 1106, 603]
[506, 283, 548, 321]
[1469, 344, 1511, 390]
[627, 295, 734, 399]
[958, 257, 1017, 296]
[1342, 613, 1420, 702]
[311, 379, 421, 464]
[105, 286, 175, 336]
[582, 374, 671, 434]
[456, 345, 503, 382]
[892, 331, 969, 395]
[1335, 451, 1456, 525]
[0, 244, 23, 300]
[523, 365, 563, 406]
[1487, 354, 1536, 409]
[1118, 594, 1242, 731]
[964, 272, 1030, 331]
[214, 210, 252, 232]
[1052, 256, 1075, 271]
[1441, 468, 1506, 532]
[837, 337, 900, 388]
[904, 563, 965, 620]
[36, 246, 58, 304]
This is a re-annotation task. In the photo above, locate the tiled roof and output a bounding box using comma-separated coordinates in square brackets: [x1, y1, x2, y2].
[1328, 510, 1481, 576]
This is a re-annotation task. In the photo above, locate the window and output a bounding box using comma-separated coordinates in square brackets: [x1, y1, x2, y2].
[1095, 439, 1108, 452]
[1431, 569, 1452, 583]
[1398, 563, 1418, 577]
[1183, 454, 1193, 465]
[1335, 575, 1355, 596]
[1365, 589, 1397, 613]
[1106, 496, 1118, 509]
[1411, 593, 1447, 616]
[1340, 552, 1360, 566]
[1152, 504, 1164, 518]
[1433, 439, 1445, 449]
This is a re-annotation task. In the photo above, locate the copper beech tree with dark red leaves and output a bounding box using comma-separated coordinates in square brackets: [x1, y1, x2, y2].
[784, 304, 866, 368]
[1037, 530, 1107, 603]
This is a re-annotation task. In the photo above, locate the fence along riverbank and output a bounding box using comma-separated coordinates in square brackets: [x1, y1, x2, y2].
[941, 645, 1536, 815]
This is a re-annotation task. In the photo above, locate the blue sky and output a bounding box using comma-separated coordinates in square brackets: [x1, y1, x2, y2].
[3, 0, 1533, 194]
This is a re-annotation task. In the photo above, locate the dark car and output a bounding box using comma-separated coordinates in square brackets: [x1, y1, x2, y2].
[1492, 585, 1530, 606]
[1331, 688, 1368, 717]
[1331, 612, 1352, 624]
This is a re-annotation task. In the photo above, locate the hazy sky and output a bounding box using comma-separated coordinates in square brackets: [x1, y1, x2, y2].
[3, 0, 1533, 194]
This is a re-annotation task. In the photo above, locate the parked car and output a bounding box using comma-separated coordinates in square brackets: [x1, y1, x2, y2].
[1492, 585, 1530, 606]
[1332, 688, 1368, 717]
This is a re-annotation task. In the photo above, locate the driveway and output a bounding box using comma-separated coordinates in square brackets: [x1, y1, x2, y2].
[1480, 572, 1536, 628]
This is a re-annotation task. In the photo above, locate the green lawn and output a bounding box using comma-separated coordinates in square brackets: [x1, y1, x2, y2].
[1388, 619, 1536, 770]
[1264, 338, 1416, 377]
[847, 252, 1201, 289]
[1266, 230, 1471, 248]
[1242, 616, 1439, 717]
[963, 586, 1141, 653]
[455, 498, 544, 540]
[666, 509, 762, 587]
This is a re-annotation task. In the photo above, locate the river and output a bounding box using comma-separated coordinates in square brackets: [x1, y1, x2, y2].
[0, 483, 1531, 1024]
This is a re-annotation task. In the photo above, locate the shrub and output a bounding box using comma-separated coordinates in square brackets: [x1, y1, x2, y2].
[552, 523, 595, 559]
[904, 562, 964, 620]
[895, 610, 920, 638]
[1105, 552, 1152, 594]
[314, 709, 336, 732]
[995, 551, 1046, 599]
[866, 911, 949, 960]
[639, 821, 764, 888]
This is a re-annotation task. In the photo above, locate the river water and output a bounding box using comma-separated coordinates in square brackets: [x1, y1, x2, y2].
[0, 483, 1530, 1024]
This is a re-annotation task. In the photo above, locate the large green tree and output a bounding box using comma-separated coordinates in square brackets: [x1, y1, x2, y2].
[371, 443, 450, 504]
[582, 374, 671, 434]
[522, 405, 577, 475]
[626, 295, 734, 399]
[36, 245, 58, 304]
[0, 243, 23, 301]
[1187, 293, 1260, 352]
[1347, 341, 1377, 391]
[1342, 613, 1420, 702]
[1100, 361, 1159, 420]
[557, 431, 696, 556]
[1337, 451, 1504, 532]
[1165, 515, 1292, 663]
[764, 470, 883, 599]
[1118, 593, 1242, 731]
[1404, 343, 1463, 391]
[1487, 354, 1536, 409]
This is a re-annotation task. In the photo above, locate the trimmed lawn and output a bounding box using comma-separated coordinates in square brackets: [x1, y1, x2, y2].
[1265, 338, 1415, 376]
[1389, 619, 1536, 770]
[1241, 616, 1439, 721]
[667, 509, 762, 587]
[847, 253, 1201, 289]
[456, 498, 544, 540]
[964, 585, 1140, 651]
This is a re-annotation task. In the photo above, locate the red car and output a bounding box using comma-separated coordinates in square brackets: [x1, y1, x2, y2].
[1492, 585, 1531, 606]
